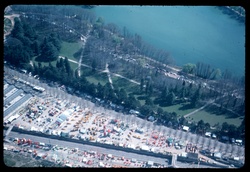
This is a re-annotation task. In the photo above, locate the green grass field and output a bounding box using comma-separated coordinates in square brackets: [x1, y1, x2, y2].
[85, 72, 109, 85]
[161, 102, 197, 117]
[160, 102, 243, 127]
[111, 75, 140, 93]
[59, 41, 82, 60]
[187, 108, 243, 127]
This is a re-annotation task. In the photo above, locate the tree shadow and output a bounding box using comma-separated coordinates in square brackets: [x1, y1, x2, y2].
[34, 55, 46, 62]
[34, 55, 56, 63]
[73, 48, 84, 59]
[137, 95, 147, 100]
[204, 105, 240, 119]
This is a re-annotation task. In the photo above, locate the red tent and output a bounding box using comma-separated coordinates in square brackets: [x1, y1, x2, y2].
[87, 160, 93, 165]
[152, 135, 158, 139]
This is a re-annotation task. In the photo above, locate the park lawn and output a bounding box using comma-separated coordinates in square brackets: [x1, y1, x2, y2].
[134, 95, 146, 106]
[85, 72, 109, 86]
[59, 41, 82, 60]
[111, 75, 140, 93]
[187, 109, 243, 127]
[161, 102, 198, 117]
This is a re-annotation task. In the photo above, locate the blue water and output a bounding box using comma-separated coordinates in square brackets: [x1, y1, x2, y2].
[94, 6, 245, 77]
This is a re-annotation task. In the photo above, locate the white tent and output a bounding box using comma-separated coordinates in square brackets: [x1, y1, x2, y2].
[82, 157, 87, 162]
[141, 145, 150, 151]
[99, 162, 105, 167]
[182, 126, 189, 132]
[147, 161, 154, 166]
[213, 152, 222, 159]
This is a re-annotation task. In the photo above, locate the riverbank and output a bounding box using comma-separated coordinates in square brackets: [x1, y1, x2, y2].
[94, 6, 245, 77]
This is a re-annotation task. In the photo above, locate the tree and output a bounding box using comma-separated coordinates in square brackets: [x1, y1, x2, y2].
[179, 116, 187, 126]
[39, 38, 58, 62]
[23, 22, 37, 41]
[126, 94, 141, 110]
[64, 57, 71, 75]
[117, 88, 128, 104]
[221, 122, 229, 133]
[190, 88, 201, 107]
[182, 63, 196, 74]
[4, 38, 30, 66]
[11, 18, 24, 39]
[145, 97, 153, 106]
[161, 86, 168, 100]
[139, 105, 153, 117]
[210, 68, 221, 80]
[166, 91, 175, 105]
[96, 82, 104, 99]
[148, 84, 153, 96]
[196, 120, 205, 134]
[48, 33, 61, 51]
[140, 78, 144, 92]
[91, 59, 97, 72]
[32, 40, 40, 56]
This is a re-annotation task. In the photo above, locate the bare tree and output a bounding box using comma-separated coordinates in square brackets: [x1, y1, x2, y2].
[146, 122, 151, 132]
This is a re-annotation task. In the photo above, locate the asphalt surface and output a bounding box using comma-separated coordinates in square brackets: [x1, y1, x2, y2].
[6, 131, 170, 167]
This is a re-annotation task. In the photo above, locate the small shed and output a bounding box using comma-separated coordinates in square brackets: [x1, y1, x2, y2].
[148, 116, 155, 122]
[213, 152, 222, 159]
[147, 160, 154, 166]
[182, 125, 189, 132]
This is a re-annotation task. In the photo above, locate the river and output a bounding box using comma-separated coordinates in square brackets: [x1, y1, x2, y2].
[93, 6, 245, 77]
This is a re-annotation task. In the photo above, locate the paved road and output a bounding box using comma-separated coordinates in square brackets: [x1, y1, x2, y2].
[6, 131, 170, 166]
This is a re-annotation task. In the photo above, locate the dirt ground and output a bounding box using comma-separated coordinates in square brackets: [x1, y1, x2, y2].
[3, 150, 62, 168]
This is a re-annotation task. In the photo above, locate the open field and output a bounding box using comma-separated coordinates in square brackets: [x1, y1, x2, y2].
[161, 103, 197, 118]
[187, 105, 243, 127]
[59, 41, 82, 60]
[4, 150, 61, 167]
[111, 75, 140, 93]
[86, 72, 109, 86]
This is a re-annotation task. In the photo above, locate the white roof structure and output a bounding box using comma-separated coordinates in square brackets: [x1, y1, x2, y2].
[141, 145, 150, 151]
[147, 161, 154, 166]
[7, 114, 19, 123]
[213, 152, 222, 159]
[99, 162, 105, 167]
[82, 157, 87, 162]
[30, 126, 39, 132]
[181, 152, 188, 157]
[182, 125, 189, 131]
[113, 126, 122, 133]
[205, 132, 211, 137]
[128, 144, 136, 149]
[79, 128, 86, 134]
[57, 109, 74, 124]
